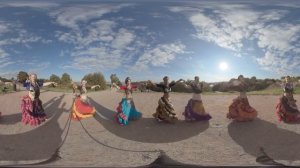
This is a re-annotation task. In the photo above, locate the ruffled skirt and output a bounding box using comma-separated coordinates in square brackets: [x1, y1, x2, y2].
[153, 97, 178, 123]
[183, 99, 212, 121]
[115, 98, 142, 126]
[227, 97, 257, 122]
[276, 95, 300, 123]
[21, 95, 46, 126]
[71, 96, 96, 120]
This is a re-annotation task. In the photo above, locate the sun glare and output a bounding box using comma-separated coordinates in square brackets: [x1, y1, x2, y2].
[219, 62, 228, 71]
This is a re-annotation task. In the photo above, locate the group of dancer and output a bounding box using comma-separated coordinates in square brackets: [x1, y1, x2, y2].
[2, 73, 298, 126]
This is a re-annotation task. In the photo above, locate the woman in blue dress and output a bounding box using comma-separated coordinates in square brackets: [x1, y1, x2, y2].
[114, 77, 142, 125]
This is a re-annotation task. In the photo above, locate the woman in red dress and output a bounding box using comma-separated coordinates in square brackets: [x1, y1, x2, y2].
[227, 75, 257, 122]
[276, 76, 300, 123]
[21, 73, 47, 126]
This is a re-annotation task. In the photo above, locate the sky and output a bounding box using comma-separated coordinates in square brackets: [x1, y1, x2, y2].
[0, 0, 299, 82]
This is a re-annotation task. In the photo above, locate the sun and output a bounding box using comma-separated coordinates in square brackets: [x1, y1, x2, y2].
[219, 62, 228, 71]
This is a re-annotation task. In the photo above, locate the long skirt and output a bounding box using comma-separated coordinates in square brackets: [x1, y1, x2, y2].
[183, 99, 212, 121]
[276, 95, 300, 123]
[153, 97, 178, 123]
[21, 95, 46, 126]
[71, 96, 96, 120]
[115, 98, 142, 126]
[227, 97, 257, 122]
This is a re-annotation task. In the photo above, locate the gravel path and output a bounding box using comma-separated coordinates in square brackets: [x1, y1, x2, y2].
[1, 90, 300, 167]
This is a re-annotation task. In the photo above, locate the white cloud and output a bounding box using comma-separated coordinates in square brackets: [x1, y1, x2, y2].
[0, 1, 59, 8]
[0, 23, 10, 34]
[132, 42, 186, 70]
[0, 20, 49, 71]
[168, 4, 300, 74]
[50, 4, 133, 29]
[0, 71, 18, 79]
[50, 3, 142, 71]
[28, 62, 50, 73]
[58, 21, 138, 70]
[255, 24, 300, 52]
[111, 28, 135, 49]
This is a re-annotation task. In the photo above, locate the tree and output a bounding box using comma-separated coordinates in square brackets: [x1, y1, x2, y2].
[61, 73, 71, 85]
[82, 72, 106, 90]
[17, 71, 28, 83]
[50, 74, 61, 84]
[110, 74, 121, 86]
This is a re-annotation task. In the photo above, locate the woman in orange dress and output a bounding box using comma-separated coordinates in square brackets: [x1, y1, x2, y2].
[276, 76, 300, 123]
[227, 75, 257, 122]
[71, 80, 96, 120]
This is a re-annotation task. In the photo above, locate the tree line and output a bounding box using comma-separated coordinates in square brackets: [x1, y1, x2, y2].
[13, 71, 107, 90]
[1, 72, 300, 93]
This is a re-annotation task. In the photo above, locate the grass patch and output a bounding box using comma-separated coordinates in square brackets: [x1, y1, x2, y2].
[0, 86, 14, 94]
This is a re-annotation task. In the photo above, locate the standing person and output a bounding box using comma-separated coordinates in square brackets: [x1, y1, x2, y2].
[72, 81, 78, 95]
[114, 77, 142, 126]
[227, 75, 257, 122]
[276, 76, 300, 122]
[71, 80, 96, 120]
[21, 73, 46, 126]
[182, 76, 212, 121]
[12, 78, 17, 92]
[149, 76, 182, 123]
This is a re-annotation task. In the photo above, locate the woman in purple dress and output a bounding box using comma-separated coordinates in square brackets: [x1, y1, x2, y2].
[182, 76, 212, 121]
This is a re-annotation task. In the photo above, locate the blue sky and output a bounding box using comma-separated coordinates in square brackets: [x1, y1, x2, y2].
[0, 0, 299, 82]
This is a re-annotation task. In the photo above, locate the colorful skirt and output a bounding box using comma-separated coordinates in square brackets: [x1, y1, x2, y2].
[153, 97, 178, 123]
[227, 97, 257, 122]
[71, 96, 96, 120]
[21, 95, 46, 126]
[115, 98, 142, 126]
[183, 99, 212, 121]
[276, 96, 300, 123]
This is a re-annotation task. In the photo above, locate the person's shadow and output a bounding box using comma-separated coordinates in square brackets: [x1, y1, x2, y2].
[89, 98, 209, 143]
[228, 118, 300, 162]
[0, 97, 58, 125]
[0, 95, 69, 161]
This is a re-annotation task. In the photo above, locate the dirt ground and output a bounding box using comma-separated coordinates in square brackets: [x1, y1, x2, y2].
[1, 90, 300, 167]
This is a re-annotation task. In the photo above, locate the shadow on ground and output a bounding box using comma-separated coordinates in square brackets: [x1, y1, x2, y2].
[0, 97, 58, 125]
[228, 118, 300, 162]
[90, 98, 209, 143]
[137, 151, 204, 168]
[0, 95, 69, 161]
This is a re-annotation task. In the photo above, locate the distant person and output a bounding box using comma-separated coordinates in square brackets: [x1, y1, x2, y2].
[13, 80, 17, 91]
[72, 81, 78, 95]
[227, 75, 257, 122]
[182, 76, 212, 121]
[21, 73, 46, 126]
[71, 80, 96, 120]
[276, 76, 300, 122]
[114, 77, 142, 126]
[149, 76, 181, 123]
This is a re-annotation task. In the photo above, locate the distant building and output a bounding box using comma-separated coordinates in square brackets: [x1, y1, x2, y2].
[4, 82, 13, 86]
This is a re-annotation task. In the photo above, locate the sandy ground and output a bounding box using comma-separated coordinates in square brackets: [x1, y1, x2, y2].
[1, 90, 300, 167]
